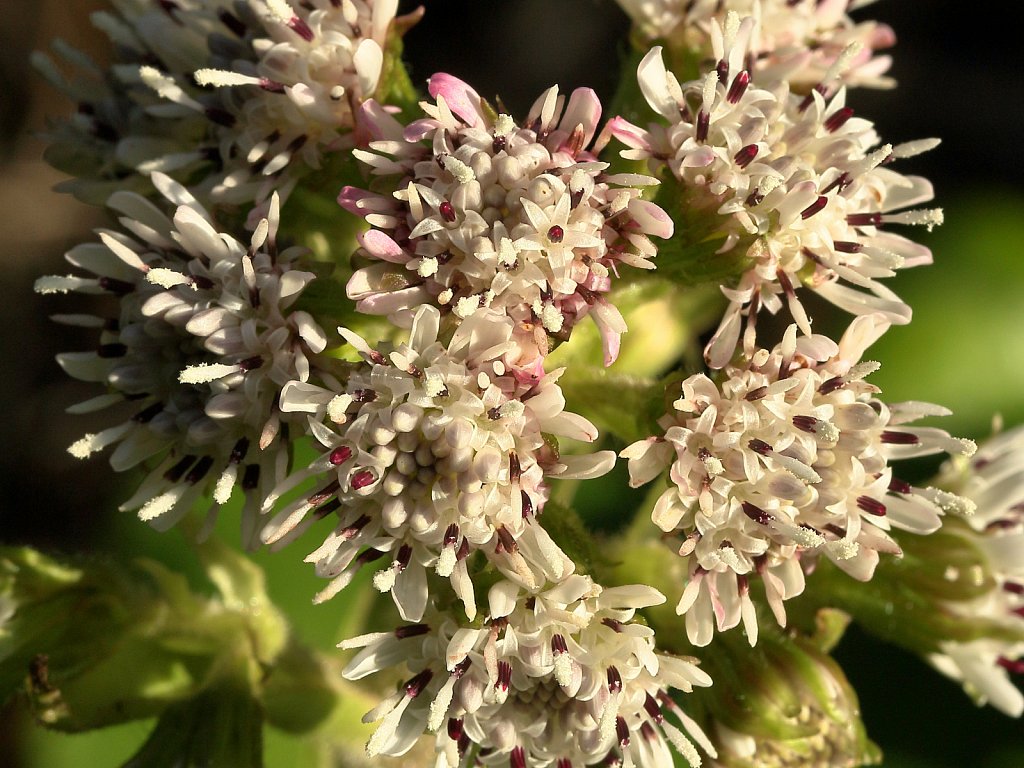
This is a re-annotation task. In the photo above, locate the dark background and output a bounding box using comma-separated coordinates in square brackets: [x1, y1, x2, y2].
[2, 1, 1021, 765]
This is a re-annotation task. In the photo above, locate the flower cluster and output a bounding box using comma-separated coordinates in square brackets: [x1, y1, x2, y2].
[342, 76, 674, 366]
[263, 305, 615, 620]
[36, 173, 327, 544]
[608, 18, 940, 367]
[923, 426, 1024, 716]
[340, 575, 714, 768]
[35, 0, 414, 206]
[623, 316, 975, 646]
[613, 0, 895, 90]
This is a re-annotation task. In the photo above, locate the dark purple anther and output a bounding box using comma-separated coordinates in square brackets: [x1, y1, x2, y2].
[748, 438, 773, 456]
[185, 455, 214, 484]
[847, 212, 884, 227]
[521, 491, 534, 518]
[834, 240, 863, 253]
[308, 479, 341, 506]
[403, 669, 433, 698]
[727, 70, 750, 104]
[439, 200, 456, 222]
[607, 666, 622, 693]
[509, 451, 521, 482]
[238, 355, 263, 372]
[616, 716, 630, 747]
[447, 718, 464, 742]
[696, 110, 710, 143]
[496, 661, 512, 691]
[643, 693, 664, 723]
[511, 746, 527, 768]
[164, 455, 196, 483]
[792, 415, 820, 433]
[824, 107, 855, 133]
[443, 523, 460, 547]
[881, 430, 921, 445]
[548, 225, 565, 243]
[818, 376, 845, 394]
[351, 469, 375, 490]
[742, 501, 773, 525]
[801, 195, 829, 220]
[551, 634, 568, 654]
[329, 446, 352, 465]
[242, 463, 260, 490]
[857, 496, 887, 516]
[734, 144, 758, 169]
[716, 58, 730, 87]
[888, 477, 913, 494]
[258, 77, 286, 93]
[133, 402, 164, 424]
[744, 386, 768, 401]
[218, 10, 247, 36]
[394, 623, 430, 639]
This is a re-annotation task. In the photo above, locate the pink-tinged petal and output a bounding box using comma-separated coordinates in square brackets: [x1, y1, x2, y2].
[556, 451, 616, 480]
[882, 174, 935, 212]
[559, 87, 602, 146]
[403, 118, 438, 143]
[589, 300, 626, 367]
[338, 185, 376, 217]
[355, 98, 405, 142]
[359, 229, 409, 264]
[356, 286, 430, 316]
[427, 73, 482, 127]
[627, 198, 673, 239]
[601, 115, 650, 151]
[814, 281, 911, 325]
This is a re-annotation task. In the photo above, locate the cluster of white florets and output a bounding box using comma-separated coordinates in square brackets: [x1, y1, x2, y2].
[262, 305, 615, 620]
[342, 75, 674, 367]
[36, 173, 327, 544]
[623, 316, 976, 646]
[340, 575, 715, 768]
[614, 0, 895, 90]
[608, 15, 941, 367]
[35, 0, 410, 206]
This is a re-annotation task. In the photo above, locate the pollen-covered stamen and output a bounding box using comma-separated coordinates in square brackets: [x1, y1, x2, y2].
[792, 415, 841, 442]
[857, 496, 887, 516]
[551, 634, 573, 687]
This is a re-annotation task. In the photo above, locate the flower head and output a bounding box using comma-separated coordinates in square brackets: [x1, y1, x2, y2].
[614, 0, 895, 90]
[341, 575, 715, 767]
[35, 0, 412, 206]
[263, 305, 616, 620]
[610, 26, 940, 367]
[342, 75, 674, 366]
[922, 426, 1024, 717]
[36, 173, 327, 544]
[622, 316, 975, 646]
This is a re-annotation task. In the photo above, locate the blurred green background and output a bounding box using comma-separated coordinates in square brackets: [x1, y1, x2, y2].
[2, 0, 1022, 765]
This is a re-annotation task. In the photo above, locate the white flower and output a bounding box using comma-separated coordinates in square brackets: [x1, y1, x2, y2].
[34, 0, 414, 207]
[340, 575, 715, 767]
[621, 317, 975, 646]
[39, 172, 327, 545]
[263, 305, 616, 620]
[614, 0, 895, 90]
[923, 426, 1024, 717]
[609, 23, 940, 368]
[341, 74, 673, 367]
